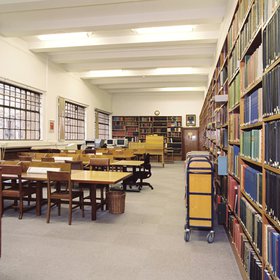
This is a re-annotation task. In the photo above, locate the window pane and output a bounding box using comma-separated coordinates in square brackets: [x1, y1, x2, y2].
[64, 101, 85, 140]
[0, 81, 41, 140]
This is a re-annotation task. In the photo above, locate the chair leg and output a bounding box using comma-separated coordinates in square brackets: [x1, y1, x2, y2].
[18, 197, 23, 220]
[58, 200, 61, 216]
[105, 185, 109, 210]
[100, 187, 105, 211]
[69, 200, 72, 225]
[46, 198, 51, 223]
[80, 193, 85, 218]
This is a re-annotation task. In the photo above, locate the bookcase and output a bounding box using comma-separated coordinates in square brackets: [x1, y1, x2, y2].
[112, 115, 182, 158]
[199, 1, 280, 279]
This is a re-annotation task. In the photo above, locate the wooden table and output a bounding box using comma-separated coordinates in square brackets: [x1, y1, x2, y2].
[21, 170, 132, 220]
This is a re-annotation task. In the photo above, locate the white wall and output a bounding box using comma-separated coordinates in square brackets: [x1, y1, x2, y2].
[0, 36, 112, 148]
[112, 92, 204, 127]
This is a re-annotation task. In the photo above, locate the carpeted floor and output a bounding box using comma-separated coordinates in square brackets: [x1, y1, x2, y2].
[0, 162, 241, 280]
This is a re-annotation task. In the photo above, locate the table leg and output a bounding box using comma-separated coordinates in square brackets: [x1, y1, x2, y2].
[35, 185, 43, 216]
[90, 184, 97, 221]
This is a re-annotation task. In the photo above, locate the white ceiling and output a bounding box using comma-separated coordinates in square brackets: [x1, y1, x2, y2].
[0, 0, 228, 95]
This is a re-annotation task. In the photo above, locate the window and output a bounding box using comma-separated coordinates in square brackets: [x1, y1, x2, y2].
[95, 110, 109, 139]
[0, 81, 41, 140]
[64, 101, 85, 140]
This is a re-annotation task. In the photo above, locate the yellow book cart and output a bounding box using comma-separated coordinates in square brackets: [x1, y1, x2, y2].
[184, 153, 215, 243]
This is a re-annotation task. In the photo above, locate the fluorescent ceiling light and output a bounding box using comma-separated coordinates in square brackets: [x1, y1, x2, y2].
[38, 32, 92, 41]
[133, 25, 193, 34]
[159, 87, 205, 92]
[88, 69, 124, 78]
[153, 67, 195, 75]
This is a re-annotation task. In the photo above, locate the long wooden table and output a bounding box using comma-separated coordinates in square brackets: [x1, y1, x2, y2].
[17, 170, 132, 221]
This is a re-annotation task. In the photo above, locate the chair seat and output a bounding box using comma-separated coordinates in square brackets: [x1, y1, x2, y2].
[50, 190, 83, 200]
[2, 186, 36, 198]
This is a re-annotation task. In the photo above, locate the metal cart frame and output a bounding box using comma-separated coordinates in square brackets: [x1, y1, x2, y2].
[184, 154, 215, 243]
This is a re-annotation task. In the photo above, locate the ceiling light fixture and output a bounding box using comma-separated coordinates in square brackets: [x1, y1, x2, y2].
[159, 87, 205, 92]
[132, 25, 193, 34]
[38, 32, 93, 41]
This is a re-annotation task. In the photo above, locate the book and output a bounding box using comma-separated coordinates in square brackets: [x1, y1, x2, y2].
[229, 72, 241, 109]
[265, 120, 280, 166]
[241, 129, 262, 161]
[263, 65, 280, 117]
[263, 5, 280, 69]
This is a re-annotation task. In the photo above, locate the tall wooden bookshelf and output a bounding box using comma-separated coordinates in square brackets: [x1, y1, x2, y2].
[199, 1, 280, 279]
[112, 115, 182, 158]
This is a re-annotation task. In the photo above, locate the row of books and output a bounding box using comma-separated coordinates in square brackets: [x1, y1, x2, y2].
[265, 224, 280, 278]
[241, 164, 262, 207]
[241, 45, 263, 91]
[229, 145, 240, 179]
[228, 215, 263, 280]
[266, 170, 280, 223]
[228, 176, 240, 213]
[218, 66, 228, 88]
[229, 113, 240, 141]
[228, 0, 253, 51]
[221, 128, 228, 149]
[243, 88, 262, 124]
[239, 0, 262, 56]
[263, 65, 280, 117]
[240, 129, 262, 162]
[229, 72, 240, 109]
[228, 38, 241, 80]
[240, 197, 262, 255]
[215, 105, 228, 126]
[264, 0, 280, 22]
[263, 5, 280, 69]
[264, 120, 280, 167]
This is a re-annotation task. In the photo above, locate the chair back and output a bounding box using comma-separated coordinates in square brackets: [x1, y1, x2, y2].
[143, 153, 151, 170]
[0, 164, 23, 191]
[65, 160, 83, 170]
[18, 155, 33, 161]
[89, 158, 110, 171]
[47, 171, 72, 194]
[41, 157, 55, 162]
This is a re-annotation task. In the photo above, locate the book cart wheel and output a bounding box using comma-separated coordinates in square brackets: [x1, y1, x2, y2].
[184, 229, 191, 242]
[207, 231, 215, 243]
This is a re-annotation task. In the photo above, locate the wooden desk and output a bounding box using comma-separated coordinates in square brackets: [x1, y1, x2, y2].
[20, 170, 132, 221]
[134, 150, 164, 167]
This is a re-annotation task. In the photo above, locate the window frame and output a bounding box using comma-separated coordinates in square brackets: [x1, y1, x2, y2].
[0, 81, 42, 141]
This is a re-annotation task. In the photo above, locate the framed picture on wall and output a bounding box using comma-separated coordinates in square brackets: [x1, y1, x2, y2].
[186, 114, 196, 127]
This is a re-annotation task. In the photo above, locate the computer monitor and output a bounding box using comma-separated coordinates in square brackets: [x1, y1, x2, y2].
[116, 139, 128, 147]
[106, 139, 116, 146]
[85, 140, 95, 147]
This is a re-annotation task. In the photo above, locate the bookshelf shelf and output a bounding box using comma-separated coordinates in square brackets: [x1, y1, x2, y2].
[228, 69, 240, 86]
[264, 55, 280, 75]
[264, 164, 280, 175]
[228, 141, 240, 146]
[228, 103, 240, 113]
[240, 122, 262, 130]
[228, 172, 240, 183]
[263, 114, 280, 123]
[241, 190, 262, 215]
[240, 155, 262, 167]
[240, 25, 262, 62]
[264, 212, 280, 233]
[241, 78, 262, 98]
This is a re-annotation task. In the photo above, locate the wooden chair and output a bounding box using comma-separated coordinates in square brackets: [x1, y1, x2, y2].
[0, 164, 39, 219]
[41, 157, 55, 162]
[87, 158, 110, 210]
[46, 171, 84, 225]
[65, 160, 83, 170]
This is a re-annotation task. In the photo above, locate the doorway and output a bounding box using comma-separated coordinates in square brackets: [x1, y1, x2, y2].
[182, 128, 199, 160]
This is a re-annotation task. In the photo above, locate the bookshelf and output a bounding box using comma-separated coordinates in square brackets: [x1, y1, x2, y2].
[199, 0, 280, 279]
[112, 115, 182, 158]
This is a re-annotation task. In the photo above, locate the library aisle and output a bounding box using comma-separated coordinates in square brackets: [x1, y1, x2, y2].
[0, 162, 241, 280]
